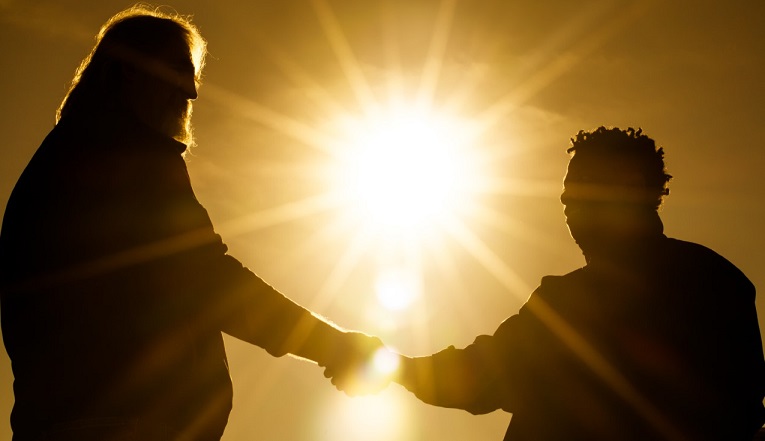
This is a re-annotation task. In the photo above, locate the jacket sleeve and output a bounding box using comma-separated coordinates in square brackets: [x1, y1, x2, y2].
[396, 276, 573, 414]
[157, 150, 348, 362]
[397, 311, 534, 414]
[201, 250, 341, 359]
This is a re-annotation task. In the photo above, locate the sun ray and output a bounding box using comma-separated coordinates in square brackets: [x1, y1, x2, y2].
[267, 202, 365, 281]
[202, 83, 343, 157]
[379, 0, 405, 105]
[441, 61, 491, 113]
[372, 226, 427, 312]
[310, 0, 380, 115]
[249, 38, 350, 120]
[474, 176, 563, 198]
[223, 337, 292, 425]
[215, 192, 343, 238]
[463, 200, 565, 255]
[246, 159, 333, 182]
[418, 234, 480, 326]
[522, 295, 685, 440]
[415, 0, 458, 110]
[476, 0, 655, 132]
[440, 216, 531, 301]
[310, 223, 378, 312]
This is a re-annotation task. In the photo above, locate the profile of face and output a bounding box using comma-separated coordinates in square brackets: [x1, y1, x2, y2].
[560, 154, 651, 256]
[122, 35, 197, 143]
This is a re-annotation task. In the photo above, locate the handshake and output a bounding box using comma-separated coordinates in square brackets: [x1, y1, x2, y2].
[318, 331, 401, 396]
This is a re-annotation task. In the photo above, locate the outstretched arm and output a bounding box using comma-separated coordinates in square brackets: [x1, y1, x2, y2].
[392, 312, 531, 414]
[209, 254, 388, 393]
[393, 339, 507, 415]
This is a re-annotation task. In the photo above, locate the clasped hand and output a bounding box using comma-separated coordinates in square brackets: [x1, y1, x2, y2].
[321, 332, 395, 396]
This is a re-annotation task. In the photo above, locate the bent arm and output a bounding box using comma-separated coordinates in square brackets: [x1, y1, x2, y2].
[396, 346, 502, 414]
[395, 316, 525, 415]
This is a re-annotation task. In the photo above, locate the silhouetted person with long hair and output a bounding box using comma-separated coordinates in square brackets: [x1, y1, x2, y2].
[0, 6, 384, 441]
[389, 127, 765, 440]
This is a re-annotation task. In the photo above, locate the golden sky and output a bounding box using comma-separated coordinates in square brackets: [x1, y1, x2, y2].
[1, 1, 764, 440]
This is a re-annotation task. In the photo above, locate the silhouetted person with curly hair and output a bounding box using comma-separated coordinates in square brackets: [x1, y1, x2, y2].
[0, 6, 385, 441]
[392, 127, 765, 440]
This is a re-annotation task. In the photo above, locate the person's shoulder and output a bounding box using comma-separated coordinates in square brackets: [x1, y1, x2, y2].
[663, 236, 754, 293]
[663, 237, 739, 268]
[538, 267, 587, 291]
[504, 269, 588, 333]
[521, 268, 589, 307]
[37, 115, 106, 158]
[19, 119, 76, 171]
[663, 236, 718, 256]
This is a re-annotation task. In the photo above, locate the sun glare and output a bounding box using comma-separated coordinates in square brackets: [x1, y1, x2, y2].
[374, 267, 419, 311]
[316, 393, 411, 441]
[372, 347, 401, 375]
[334, 107, 478, 235]
[201, 0, 647, 436]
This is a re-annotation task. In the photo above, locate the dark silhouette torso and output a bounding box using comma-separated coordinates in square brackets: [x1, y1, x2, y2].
[0, 115, 234, 440]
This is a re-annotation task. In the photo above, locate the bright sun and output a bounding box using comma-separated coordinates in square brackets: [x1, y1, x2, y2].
[319, 104, 486, 313]
[333, 106, 478, 235]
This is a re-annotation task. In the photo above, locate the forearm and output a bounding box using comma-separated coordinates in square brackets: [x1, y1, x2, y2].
[220, 280, 346, 362]
[213, 257, 373, 366]
[397, 355, 444, 403]
[395, 350, 476, 407]
[395, 345, 505, 415]
[269, 308, 354, 366]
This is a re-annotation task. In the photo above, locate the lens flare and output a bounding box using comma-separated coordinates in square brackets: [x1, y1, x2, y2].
[372, 347, 401, 375]
[374, 267, 419, 311]
[315, 393, 412, 441]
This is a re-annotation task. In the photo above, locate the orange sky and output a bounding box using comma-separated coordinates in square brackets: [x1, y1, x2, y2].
[1, 1, 764, 440]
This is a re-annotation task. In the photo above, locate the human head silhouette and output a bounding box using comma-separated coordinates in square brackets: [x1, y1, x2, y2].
[56, 5, 207, 145]
[560, 127, 672, 259]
